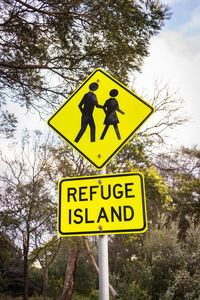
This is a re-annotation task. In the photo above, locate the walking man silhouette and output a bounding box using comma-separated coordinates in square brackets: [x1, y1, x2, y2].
[75, 82, 102, 143]
[100, 89, 124, 140]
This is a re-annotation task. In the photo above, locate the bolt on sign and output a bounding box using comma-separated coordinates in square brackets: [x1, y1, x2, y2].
[58, 173, 147, 237]
[47, 68, 155, 170]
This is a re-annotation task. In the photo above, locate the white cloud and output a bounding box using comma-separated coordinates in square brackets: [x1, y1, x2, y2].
[181, 5, 200, 35]
[134, 28, 200, 147]
[162, 0, 182, 5]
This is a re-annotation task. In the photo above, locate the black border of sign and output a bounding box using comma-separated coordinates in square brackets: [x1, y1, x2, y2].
[58, 173, 147, 236]
[48, 69, 154, 170]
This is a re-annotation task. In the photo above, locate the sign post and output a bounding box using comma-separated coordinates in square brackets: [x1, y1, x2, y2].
[48, 68, 155, 299]
[99, 234, 109, 300]
[98, 167, 109, 300]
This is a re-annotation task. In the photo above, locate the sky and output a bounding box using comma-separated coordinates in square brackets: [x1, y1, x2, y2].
[4, 0, 200, 150]
[135, 0, 200, 148]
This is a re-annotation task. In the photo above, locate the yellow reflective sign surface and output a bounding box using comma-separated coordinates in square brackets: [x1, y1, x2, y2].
[58, 173, 147, 236]
[48, 68, 154, 170]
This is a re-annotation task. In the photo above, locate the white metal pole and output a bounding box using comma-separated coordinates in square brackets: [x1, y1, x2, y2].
[98, 167, 109, 300]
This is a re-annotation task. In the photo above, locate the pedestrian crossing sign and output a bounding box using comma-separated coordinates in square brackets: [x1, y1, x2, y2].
[47, 68, 155, 170]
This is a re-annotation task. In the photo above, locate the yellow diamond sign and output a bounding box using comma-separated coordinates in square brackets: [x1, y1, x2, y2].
[58, 173, 147, 236]
[48, 68, 154, 169]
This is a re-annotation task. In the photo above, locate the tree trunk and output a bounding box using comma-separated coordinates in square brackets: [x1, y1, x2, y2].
[43, 266, 48, 300]
[41, 238, 62, 300]
[24, 255, 29, 300]
[61, 245, 79, 300]
[23, 231, 29, 300]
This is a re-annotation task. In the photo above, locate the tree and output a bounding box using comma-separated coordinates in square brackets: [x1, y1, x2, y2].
[156, 146, 200, 240]
[0, 132, 57, 300]
[46, 237, 83, 300]
[45, 77, 189, 297]
[108, 219, 200, 300]
[0, 111, 18, 139]
[136, 80, 188, 144]
[47, 143, 96, 299]
[106, 145, 199, 299]
[61, 241, 80, 300]
[32, 236, 62, 300]
[107, 135, 172, 227]
[163, 223, 200, 300]
[83, 236, 120, 299]
[0, 0, 171, 135]
[0, 233, 24, 296]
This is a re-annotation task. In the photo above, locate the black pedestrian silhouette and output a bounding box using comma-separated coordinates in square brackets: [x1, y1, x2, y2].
[100, 89, 125, 140]
[75, 82, 103, 143]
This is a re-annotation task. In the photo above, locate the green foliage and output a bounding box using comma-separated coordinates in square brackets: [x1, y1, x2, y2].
[47, 239, 71, 299]
[48, 143, 95, 179]
[124, 281, 151, 300]
[71, 292, 89, 300]
[109, 227, 180, 299]
[74, 251, 98, 296]
[143, 166, 172, 225]
[0, 0, 170, 136]
[31, 236, 61, 268]
[107, 136, 154, 173]
[162, 223, 200, 300]
[0, 133, 58, 299]
[0, 115, 199, 300]
[0, 297, 54, 300]
[109, 221, 200, 300]
[0, 234, 24, 296]
[0, 111, 18, 139]
[156, 146, 200, 240]
[28, 267, 43, 297]
[107, 137, 172, 226]
[140, 227, 183, 299]
[88, 289, 99, 300]
[47, 275, 63, 299]
[45, 237, 97, 298]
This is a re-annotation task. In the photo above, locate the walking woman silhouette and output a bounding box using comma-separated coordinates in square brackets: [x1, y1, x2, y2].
[100, 89, 124, 140]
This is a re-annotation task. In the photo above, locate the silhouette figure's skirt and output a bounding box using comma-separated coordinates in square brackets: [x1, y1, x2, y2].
[104, 112, 119, 125]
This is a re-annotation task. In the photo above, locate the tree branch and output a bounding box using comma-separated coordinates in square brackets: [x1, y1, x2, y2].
[15, 0, 71, 16]
[15, 0, 98, 26]
[83, 237, 120, 299]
